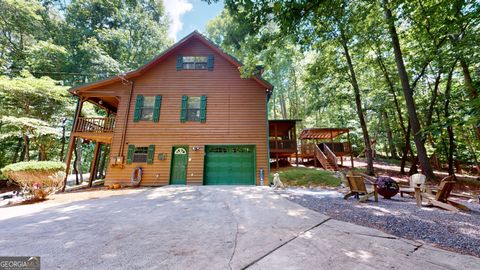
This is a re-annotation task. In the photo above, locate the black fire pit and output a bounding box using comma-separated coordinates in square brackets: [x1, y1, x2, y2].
[376, 176, 399, 199]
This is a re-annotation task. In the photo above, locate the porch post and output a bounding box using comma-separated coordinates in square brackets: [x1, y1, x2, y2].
[293, 124, 298, 167]
[62, 97, 85, 191]
[89, 142, 101, 187]
[347, 130, 354, 168]
[275, 124, 279, 168]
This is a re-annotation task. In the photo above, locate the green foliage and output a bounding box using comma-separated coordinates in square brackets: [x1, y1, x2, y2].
[207, 0, 480, 171]
[271, 167, 341, 187]
[1, 161, 65, 199]
[0, 0, 173, 174]
[1, 161, 65, 174]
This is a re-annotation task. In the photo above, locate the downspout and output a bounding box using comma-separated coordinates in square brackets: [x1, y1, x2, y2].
[119, 80, 134, 157]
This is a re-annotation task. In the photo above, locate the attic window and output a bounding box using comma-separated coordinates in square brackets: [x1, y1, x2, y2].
[183, 56, 208, 69]
[176, 55, 214, 71]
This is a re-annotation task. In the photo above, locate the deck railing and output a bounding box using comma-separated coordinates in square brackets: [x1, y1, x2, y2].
[315, 144, 329, 169]
[75, 117, 115, 133]
[322, 143, 338, 170]
[269, 140, 297, 152]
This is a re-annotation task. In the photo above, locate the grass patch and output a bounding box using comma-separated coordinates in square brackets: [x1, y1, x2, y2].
[271, 167, 341, 187]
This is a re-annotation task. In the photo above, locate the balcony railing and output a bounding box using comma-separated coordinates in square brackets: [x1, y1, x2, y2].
[269, 139, 297, 152]
[75, 117, 115, 133]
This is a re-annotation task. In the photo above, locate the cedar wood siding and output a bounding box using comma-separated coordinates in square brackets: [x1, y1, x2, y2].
[96, 38, 269, 186]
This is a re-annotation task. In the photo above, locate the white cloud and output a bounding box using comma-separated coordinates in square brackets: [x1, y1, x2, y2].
[163, 0, 193, 41]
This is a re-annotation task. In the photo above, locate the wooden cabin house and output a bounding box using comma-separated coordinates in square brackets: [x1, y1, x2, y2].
[64, 31, 273, 187]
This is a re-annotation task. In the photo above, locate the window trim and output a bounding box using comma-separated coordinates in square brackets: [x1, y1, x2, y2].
[139, 96, 156, 121]
[186, 96, 201, 122]
[132, 146, 149, 163]
[182, 56, 208, 70]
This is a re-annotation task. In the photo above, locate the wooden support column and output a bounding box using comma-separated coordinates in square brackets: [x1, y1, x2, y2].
[275, 124, 279, 169]
[293, 125, 298, 167]
[62, 98, 85, 191]
[347, 130, 354, 168]
[89, 142, 101, 187]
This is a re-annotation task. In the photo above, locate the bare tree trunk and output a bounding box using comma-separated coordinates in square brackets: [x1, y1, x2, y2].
[460, 59, 478, 98]
[279, 94, 287, 120]
[23, 133, 30, 161]
[444, 63, 456, 175]
[340, 34, 374, 175]
[60, 118, 67, 161]
[383, 0, 435, 180]
[12, 137, 22, 163]
[400, 121, 412, 174]
[383, 110, 398, 159]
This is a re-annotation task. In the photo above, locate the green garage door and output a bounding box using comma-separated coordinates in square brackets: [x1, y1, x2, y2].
[204, 145, 256, 185]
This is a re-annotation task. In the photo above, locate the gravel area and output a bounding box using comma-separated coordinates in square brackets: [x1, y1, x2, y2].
[279, 187, 480, 258]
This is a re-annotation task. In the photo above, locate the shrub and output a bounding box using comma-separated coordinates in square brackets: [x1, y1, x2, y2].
[1, 161, 66, 200]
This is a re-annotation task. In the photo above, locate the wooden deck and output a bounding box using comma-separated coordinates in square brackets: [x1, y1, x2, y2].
[71, 117, 115, 143]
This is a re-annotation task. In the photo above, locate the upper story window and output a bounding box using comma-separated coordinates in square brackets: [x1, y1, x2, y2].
[183, 56, 208, 70]
[176, 55, 214, 71]
[140, 96, 155, 120]
[186, 97, 201, 121]
[133, 95, 162, 122]
[180, 95, 207, 123]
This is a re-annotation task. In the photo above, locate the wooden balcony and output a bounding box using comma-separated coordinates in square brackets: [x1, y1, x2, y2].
[270, 139, 297, 154]
[73, 117, 115, 143]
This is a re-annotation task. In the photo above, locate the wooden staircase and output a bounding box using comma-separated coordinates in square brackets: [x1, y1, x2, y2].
[314, 144, 339, 171]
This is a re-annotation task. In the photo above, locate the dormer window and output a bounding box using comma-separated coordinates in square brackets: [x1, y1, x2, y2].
[176, 55, 214, 71]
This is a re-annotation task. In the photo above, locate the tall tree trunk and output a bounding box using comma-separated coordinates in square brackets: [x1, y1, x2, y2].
[460, 59, 478, 98]
[12, 137, 22, 163]
[444, 63, 456, 175]
[400, 121, 411, 174]
[383, 0, 435, 180]
[23, 133, 30, 161]
[383, 110, 398, 159]
[340, 34, 374, 175]
[376, 52, 406, 135]
[279, 94, 287, 120]
[60, 118, 67, 161]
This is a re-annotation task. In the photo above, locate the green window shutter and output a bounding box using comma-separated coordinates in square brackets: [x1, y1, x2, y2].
[153, 95, 162, 122]
[200, 95, 207, 123]
[126, 145, 135, 164]
[147, 144, 155, 164]
[207, 55, 214, 71]
[133, 95, 144, 122]
[176, 55, 183, 70]
[180, 96, 188, 123]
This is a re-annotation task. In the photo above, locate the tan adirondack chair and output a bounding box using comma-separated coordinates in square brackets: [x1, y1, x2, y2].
[343, 171, 378, 203]
[400, 173, 426, 197]
[422, 176, 470, 212]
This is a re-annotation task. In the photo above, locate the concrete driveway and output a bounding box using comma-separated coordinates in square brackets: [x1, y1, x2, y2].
[0, 186, 479, 269]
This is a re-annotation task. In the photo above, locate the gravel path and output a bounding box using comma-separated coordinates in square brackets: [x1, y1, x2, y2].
[279, 187, 480, 258]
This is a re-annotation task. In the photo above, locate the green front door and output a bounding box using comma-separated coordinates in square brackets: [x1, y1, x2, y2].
[170, 146, 188, 184]
[204, 145, 255, 185]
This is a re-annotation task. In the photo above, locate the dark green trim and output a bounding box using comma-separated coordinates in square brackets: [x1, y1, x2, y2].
[200, 95, 207, 123]
[176, 55, 183, 70]
[207, 55, 214, 71]
[153, 95, 162, 122]
[180, 96, 188, 122]
[147, 144, 155, 164]
[126, 144, 135, 164]
[133, 95, 144, 122]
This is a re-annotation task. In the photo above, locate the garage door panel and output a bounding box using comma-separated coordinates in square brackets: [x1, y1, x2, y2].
[205, 145, 255, 185]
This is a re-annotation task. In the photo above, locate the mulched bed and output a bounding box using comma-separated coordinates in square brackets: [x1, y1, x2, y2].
[280, 187, 480, 258]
